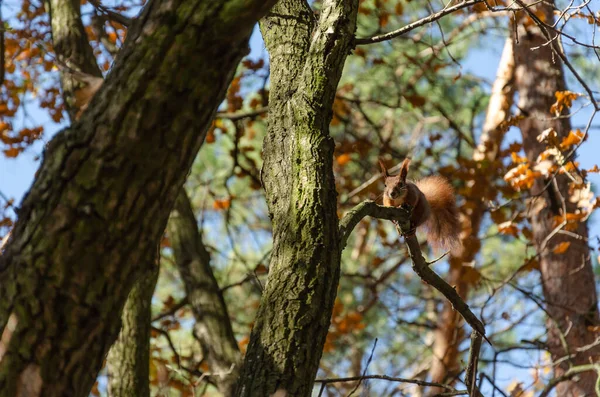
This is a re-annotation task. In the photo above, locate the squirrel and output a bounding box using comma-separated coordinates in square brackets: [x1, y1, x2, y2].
[379, 158, 461, 256]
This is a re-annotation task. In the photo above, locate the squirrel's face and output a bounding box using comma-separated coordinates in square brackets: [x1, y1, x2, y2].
[385, 177, 407, 201]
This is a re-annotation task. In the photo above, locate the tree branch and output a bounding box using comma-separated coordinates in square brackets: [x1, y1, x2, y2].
[88, 0, 133, 27]
[314, 374, 465, 394]
[152, 296, 189, 323]
[465, 330, 484, 397]
[401, 230, 487, 339]
[355, 0, 485, 45]
[538, 364, 600, 397]
[338, 200, 410, 252]
[215, 107, 268, 121]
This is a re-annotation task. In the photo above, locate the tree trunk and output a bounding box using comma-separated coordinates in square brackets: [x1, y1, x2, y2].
[235, 1, 359, 396]
[107, 261, 159, 397]
[45, 0, 103, 120]
[428, 38, 515, 395]
[167, 190, 240, 396]
[513, 4, 600, 395]
[0, 1, 276, 396]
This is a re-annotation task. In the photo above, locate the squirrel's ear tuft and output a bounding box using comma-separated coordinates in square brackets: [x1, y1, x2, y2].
[399, 158, 411, 181]
[378, 158, 389, 178]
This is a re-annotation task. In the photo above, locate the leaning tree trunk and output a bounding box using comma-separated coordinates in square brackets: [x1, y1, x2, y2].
[167, 190, 241, 396]
[513, 3, 600, 395]
[106, 261, 159, 397]
[0, 1, 276, 396]
[428, 38, 515, 395]
[235, 1, 359, 396]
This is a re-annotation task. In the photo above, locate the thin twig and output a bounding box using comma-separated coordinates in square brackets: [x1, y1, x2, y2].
[465, 331, 484, 397]
[355, 0, 485, 45]
[87, 0, 133, 27]
[152, 297, 188, 323]
[315, 374, 462, 394]
[537, 364, 600, 397]
[347, 338, 378, 397]
[216, 107, 268, 121]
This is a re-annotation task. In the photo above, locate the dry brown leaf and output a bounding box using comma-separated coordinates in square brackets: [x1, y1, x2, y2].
[552, 241, 571, 254]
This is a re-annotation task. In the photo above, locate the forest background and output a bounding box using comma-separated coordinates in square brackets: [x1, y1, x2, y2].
[1, 0, 599, 396]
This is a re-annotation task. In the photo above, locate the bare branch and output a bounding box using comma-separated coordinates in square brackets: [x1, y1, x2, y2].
[216, 107, 268, 121]
[465, 331, 484, 397]
[400, 228, 488, 340]
[152, 297, 189, 323]
[314, 374, 464, 394]
[88, 0, 133, 27]
[355, 0, 485, 45]
[538, 364, 600, 397]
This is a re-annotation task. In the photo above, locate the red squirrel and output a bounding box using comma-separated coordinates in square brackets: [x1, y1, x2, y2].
[379, 158, 461, 256]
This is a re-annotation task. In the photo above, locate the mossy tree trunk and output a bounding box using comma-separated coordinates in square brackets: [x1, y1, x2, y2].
[235, 1, 359, 396]
[167, 190, 241, 396]
[513, 3, 600, 395]
[0, 1, 277, 396]
[106, 261, 159, 397]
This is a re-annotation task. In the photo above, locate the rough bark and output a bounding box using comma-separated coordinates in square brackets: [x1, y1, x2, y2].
[513, 4, 600, 395]
[45, 0, 103, 120]
[428, 38, 515, 395]
[167, 190, 240, 396]
[235, 1, 359, 396]
[107, 261, 159, 397]
[0, 1, 277, 396]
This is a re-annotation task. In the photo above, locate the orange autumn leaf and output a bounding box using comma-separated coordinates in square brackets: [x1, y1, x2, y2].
[90, 381, 100, 396]
[213, 198, 231, 210]
[199, 361, 210, 372]
[238, 336, 250, 354]
[404, 94, 426, 107]
[552, 241, 571, 254]
[522, 227, 533, 240]
[560, 161, 579, 173]
[379, 11, 390, 27]
[353, 47, 366, 58]
[518, 257, 540, 273]
[205, 129, 216, 143]
[498, 221, 519, 237]
[504, 163, 540, 191]
[371, 256, 385, 268]
[587, 165, 600, 173]
[336, 153, 351, 166]
[550, 91, 580, 116]
[3, 147, 22, 158]
[254, 264, 268, 274]
[552, 212, 586, 226]
[559, 129, 585, 150]
[511, 152, 528, 164]
[107, 31, 118, 44]
[358, 6, 371, 15]
[395, 2, 404, 14]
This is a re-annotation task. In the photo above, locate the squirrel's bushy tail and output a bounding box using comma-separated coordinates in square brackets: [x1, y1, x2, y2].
[415, 176, 462, 256]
